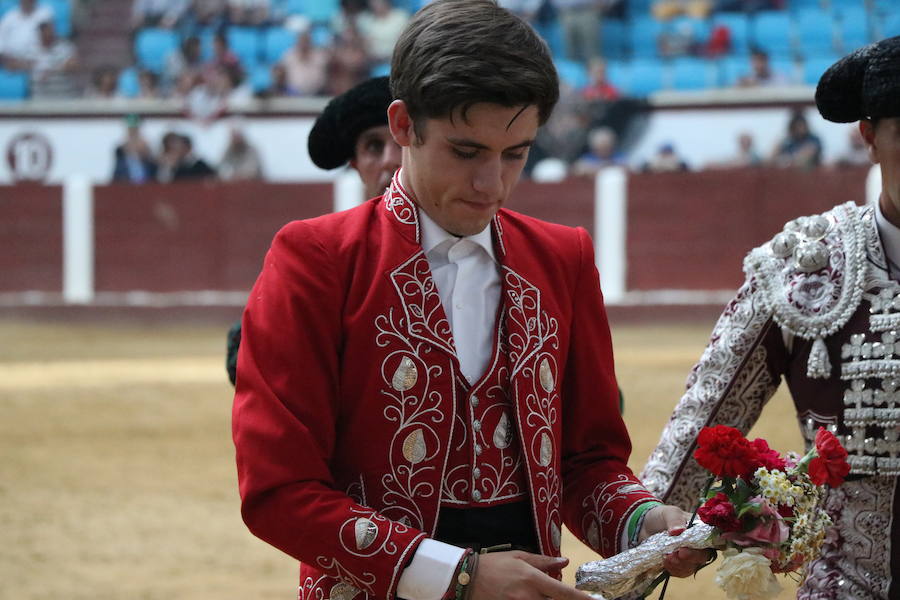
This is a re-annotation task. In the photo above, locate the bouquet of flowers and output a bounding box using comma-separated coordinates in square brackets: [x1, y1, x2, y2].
[692, 424, 850, 600]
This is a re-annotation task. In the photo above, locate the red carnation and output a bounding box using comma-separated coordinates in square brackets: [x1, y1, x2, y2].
[808, 428, 850, 487]
[751, 438, 787, 472]
[694, 425, 759, 479]
[697, 492, 742, 532]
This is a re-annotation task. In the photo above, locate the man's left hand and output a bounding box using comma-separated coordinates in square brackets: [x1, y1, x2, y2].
[639, 504, 712, 578]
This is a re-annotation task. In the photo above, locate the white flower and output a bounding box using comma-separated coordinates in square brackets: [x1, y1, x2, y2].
[715, 548, 783, 600]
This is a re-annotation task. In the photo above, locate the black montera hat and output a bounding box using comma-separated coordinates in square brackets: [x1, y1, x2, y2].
[307, 76, 393, 169]
[816, 36, 900, 123]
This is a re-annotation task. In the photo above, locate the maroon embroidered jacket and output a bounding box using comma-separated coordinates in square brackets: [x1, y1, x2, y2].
[233, 176, 658, 600]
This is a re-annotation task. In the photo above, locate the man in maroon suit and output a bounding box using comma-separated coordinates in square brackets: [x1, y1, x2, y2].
[233, 2, 707, 599]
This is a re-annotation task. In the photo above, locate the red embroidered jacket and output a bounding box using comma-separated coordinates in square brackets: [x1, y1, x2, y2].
[233, 175, 659, 600]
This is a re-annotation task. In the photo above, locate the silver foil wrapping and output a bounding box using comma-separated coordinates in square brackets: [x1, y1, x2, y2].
[575, 522, 715, 599]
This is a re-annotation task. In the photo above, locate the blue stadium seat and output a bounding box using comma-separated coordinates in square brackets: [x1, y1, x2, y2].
[751, 11, 795, 59]
[227, 26, 261, 66]
[370, 62, 390, 77]
[0, 69, 28, 99]
[670, 57, 714, 90]
[535, 20, 565, 57]
[263, 27, 296, 63]
[710, 12, 749, 55]
[803, 54, 840, 85]
[786, 0, 823, 13]
[116, 66, 140, 97]
[600, 20, 629, 60]
[626, 58, 665, 97]
[795, 9, 836, 58]
[248, 62, 272, 93]
[282, 0, 338, 23]
[134, 28, 179, 73]
[838, 6, 870, 53]
[555, 58, 589, 89]
[630, 16, 664, 58]
[0, 0, 14, 17]
[604, 59, 629, 91]
[880, 12, 900, 38]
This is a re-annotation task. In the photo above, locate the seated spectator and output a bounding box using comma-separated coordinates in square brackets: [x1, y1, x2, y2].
[497, 0, 542, 21]
[137, 68, 162, 98]
[571, 126, 626, 175]
[219, 122, 263, 180]
[642, 142, 689, 172]
[185, 63, 250, 122]
[658, 18, 702, 57]
[157, 131, 216, 182]
[131, 0, 190, 30]
[0, 0, 54, 69]
[533, 92, 590, 165]
[227, 0, 270, 27]
[357, 0, 409, 63]
[259, 62, 291, 97]
[652, 0, 711, 20]
[206, 30, 242, 76]
[325, 23, 371, 95]
[550, 0, 604, 63]
[834, 125, 870, 168]
[737, 48, 791, 87]
[30, 21, 79, 99]
[86, 65, 121, 98]
[163, 35, 203, 94]
[280, 25, 329, 96]
[705, 131, 761, 169]
[769, 109, 822, 169]
[112, 114, 158, 183]
[581, 58, 620, 102]
[192, 0, 227, 29]
[332, 0, 368, 35]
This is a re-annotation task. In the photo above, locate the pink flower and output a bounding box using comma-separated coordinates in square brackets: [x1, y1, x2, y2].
[722, 498, 789, 547]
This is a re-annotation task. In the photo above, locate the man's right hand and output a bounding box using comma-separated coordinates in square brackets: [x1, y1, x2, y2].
[470, 551, 595, 600]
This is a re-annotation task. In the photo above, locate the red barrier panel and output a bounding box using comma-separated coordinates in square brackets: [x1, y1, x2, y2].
[510, 178, 594, 231]
[0, 184, 62, 292]
[93, 181, 332, 292]
[626, 166, 870, 291]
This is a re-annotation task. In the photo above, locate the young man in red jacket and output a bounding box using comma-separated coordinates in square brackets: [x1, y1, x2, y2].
[233, 2, 707, 599]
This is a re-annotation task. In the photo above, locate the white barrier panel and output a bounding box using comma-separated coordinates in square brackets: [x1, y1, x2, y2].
[595, 167, 627, 305]
[62, 175, 94, 304]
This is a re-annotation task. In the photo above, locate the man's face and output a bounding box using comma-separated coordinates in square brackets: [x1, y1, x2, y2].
[389, 101, 539, 237]
[350, 124, 401, 199]
[863, 118, 900, 223]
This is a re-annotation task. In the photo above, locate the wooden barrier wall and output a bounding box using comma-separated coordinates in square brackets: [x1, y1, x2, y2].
[0, 166, 870, 298]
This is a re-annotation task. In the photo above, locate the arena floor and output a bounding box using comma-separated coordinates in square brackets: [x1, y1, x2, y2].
[0, 318, 804, 599]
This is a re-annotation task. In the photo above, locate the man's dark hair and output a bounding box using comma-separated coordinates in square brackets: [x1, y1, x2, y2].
[390, 0, 559, 136]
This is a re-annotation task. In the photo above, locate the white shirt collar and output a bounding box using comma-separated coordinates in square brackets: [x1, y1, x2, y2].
[875, 200, 900, 271]
[418, 208, 497, 264]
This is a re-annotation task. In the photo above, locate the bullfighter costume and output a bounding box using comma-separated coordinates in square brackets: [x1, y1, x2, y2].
[233, 170, 661, 600]
[642, 37, 900, 600]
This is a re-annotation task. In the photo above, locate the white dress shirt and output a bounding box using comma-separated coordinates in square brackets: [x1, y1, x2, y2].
[875, 199, 900, 280]
[396, 209, 501, 600]
[418, 208, 502, 385]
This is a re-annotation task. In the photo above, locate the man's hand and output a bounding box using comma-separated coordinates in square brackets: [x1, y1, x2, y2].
[640, 505, 712, 578]
[470, 551, 595, 600]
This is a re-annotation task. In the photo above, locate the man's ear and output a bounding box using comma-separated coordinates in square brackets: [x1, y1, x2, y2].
[860, 120, 879, 164]
[388, 99, 415, 147]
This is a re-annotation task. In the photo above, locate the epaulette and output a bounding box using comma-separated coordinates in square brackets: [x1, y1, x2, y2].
[743, 201, 869, 378]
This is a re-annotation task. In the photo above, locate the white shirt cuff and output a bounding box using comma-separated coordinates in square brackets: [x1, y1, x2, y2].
[397, 539, 466, 600]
